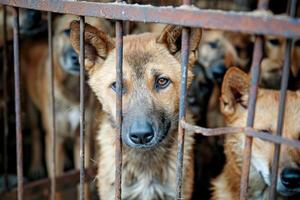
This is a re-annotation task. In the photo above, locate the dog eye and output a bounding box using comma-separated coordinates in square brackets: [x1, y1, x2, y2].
[111, 82, 117, 92]
[63, 29, 71, 36]
[208, 41, 218, 49]
[259, 129, 272, 134]
[268, 39, 280, 46]
[110, 82, 126, 94]
[156, 76, 170, 90]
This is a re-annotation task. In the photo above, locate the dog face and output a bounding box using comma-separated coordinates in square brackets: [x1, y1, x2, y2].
[70, 22, 201, 149]
[220, 68, 300, 197]
[198, 30, 241, 86]
[264, 35, 286, 61]
[259, 58, 283, 89]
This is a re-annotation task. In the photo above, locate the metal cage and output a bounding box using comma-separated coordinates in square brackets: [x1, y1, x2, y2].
[1, 0, 300, 200]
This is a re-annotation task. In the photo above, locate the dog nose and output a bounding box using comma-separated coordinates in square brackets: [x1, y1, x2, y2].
[129, 121, 154, 145]
[281, 168, 300, 189]
[211, 61, 227, 79]
[27, 10, 41, 24]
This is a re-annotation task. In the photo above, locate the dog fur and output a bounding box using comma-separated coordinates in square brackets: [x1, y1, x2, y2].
[211, 67, 300, 200]
[70, 21, 202, 200]
[23, 15, 111, 182]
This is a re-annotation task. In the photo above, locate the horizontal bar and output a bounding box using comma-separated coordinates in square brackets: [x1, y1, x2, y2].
[180, 121, 300, 149]
[1, 1, 300, 38]
[0, 167, 97, 200]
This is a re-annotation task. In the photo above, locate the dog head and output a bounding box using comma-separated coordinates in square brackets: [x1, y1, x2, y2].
[220, 67, 300, 197]
[70, 22, 202, 149]
[264, 35, 285, 61]
[54, 15, 113, 76]
[259, 58, 283, 89]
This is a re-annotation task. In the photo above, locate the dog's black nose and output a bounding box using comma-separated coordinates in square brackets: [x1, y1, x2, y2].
[27, 10, 41, 24]
[281, 168, 300, 189]
[129, 121, 154, 145]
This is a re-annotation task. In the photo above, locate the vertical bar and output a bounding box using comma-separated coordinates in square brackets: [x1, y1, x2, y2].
[115, 0, 123, 199]
[2, 5, 9, 191]
[240, 37, 263, 200]
[176, 0, 191, 199]
[269, 1, 297, 199]
[239, 1, 268, 199]
[79, 16, 86, 200]
[12, 7, 23, 200]
[48, 12, 56, 200]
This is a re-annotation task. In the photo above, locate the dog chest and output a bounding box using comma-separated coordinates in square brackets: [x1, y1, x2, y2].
[55, 103, 80, 136]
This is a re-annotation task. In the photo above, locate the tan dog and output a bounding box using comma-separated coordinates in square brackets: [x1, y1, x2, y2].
[70, 22, 202, 199]
[23, 15, 112, 182]
[211, 67, 300, 199]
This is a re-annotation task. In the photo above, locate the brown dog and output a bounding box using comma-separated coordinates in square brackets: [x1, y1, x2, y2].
[211, 67, 300, 199]
[70, 22, 202, 199]
[23, 15, 112, 182]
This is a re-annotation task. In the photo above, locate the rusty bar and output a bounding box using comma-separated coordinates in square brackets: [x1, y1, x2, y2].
[115, 6, 123, 199]
[239, 37, 263, 200]
[269, 1, 297, 199]
[79, 15, 86, 200]
[239, 2, 268, 199]
[0, 167, 97, 200]
[0, 1, 300, 38]
[47, 12, 56, 200]
[176, 1, 191, 198]
[12, 7, 23, 200]
[2, 5, 9, 191]
[181, 121, 300, 149]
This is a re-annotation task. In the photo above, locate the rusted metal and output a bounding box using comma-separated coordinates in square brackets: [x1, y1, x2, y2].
[47, 12, 56, 200]
[239, 3, 267, 200]
[1, 1, 300, 38]
[79, 15, 86, 200]
[181, 121, 300, 149]
[0, 168, 97, 200]
[176, 0, 191, 196]
[269, 1, 297, 199]
[239, 36, 263, 200]
[12, 7, 23, 200]
[115, 6, 123, 199]
[2, 5, 9, 191]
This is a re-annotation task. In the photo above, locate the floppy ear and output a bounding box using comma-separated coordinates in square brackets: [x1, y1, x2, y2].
[157, 25, 202, 65]
[220, 67, 250, 116]
[70, 20, 115, 75]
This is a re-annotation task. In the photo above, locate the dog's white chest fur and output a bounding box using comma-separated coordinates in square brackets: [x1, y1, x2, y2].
[122, 173, 175, 200]
[55, 104, 80, 136]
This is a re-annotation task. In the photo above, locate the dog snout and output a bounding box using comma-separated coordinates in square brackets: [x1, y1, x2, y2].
[129, 120, 154, 145]
[27, 10, 41, 24]
[210, 60, 227, 85]
[281, 168, 300, 189]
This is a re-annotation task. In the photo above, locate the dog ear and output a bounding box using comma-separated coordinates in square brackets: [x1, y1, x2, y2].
[70, 20, 115, 75]
[220, 67, 250, 116]
[157, 25, 202, 65]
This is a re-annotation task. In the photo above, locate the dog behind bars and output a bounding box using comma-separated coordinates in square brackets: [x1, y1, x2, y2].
[211, 67, 300, 200]
[70, 21, 202, 199]
[22, 16, 112, 199]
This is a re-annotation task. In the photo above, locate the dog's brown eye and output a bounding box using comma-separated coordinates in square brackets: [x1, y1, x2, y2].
[156, 77, 170, 90]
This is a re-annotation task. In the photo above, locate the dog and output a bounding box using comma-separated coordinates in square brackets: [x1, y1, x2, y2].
[211, 67, 300, 199]
[70, 21, 202, 200]
[23, 15, 112, 186]
[0, 7, 46, 46]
